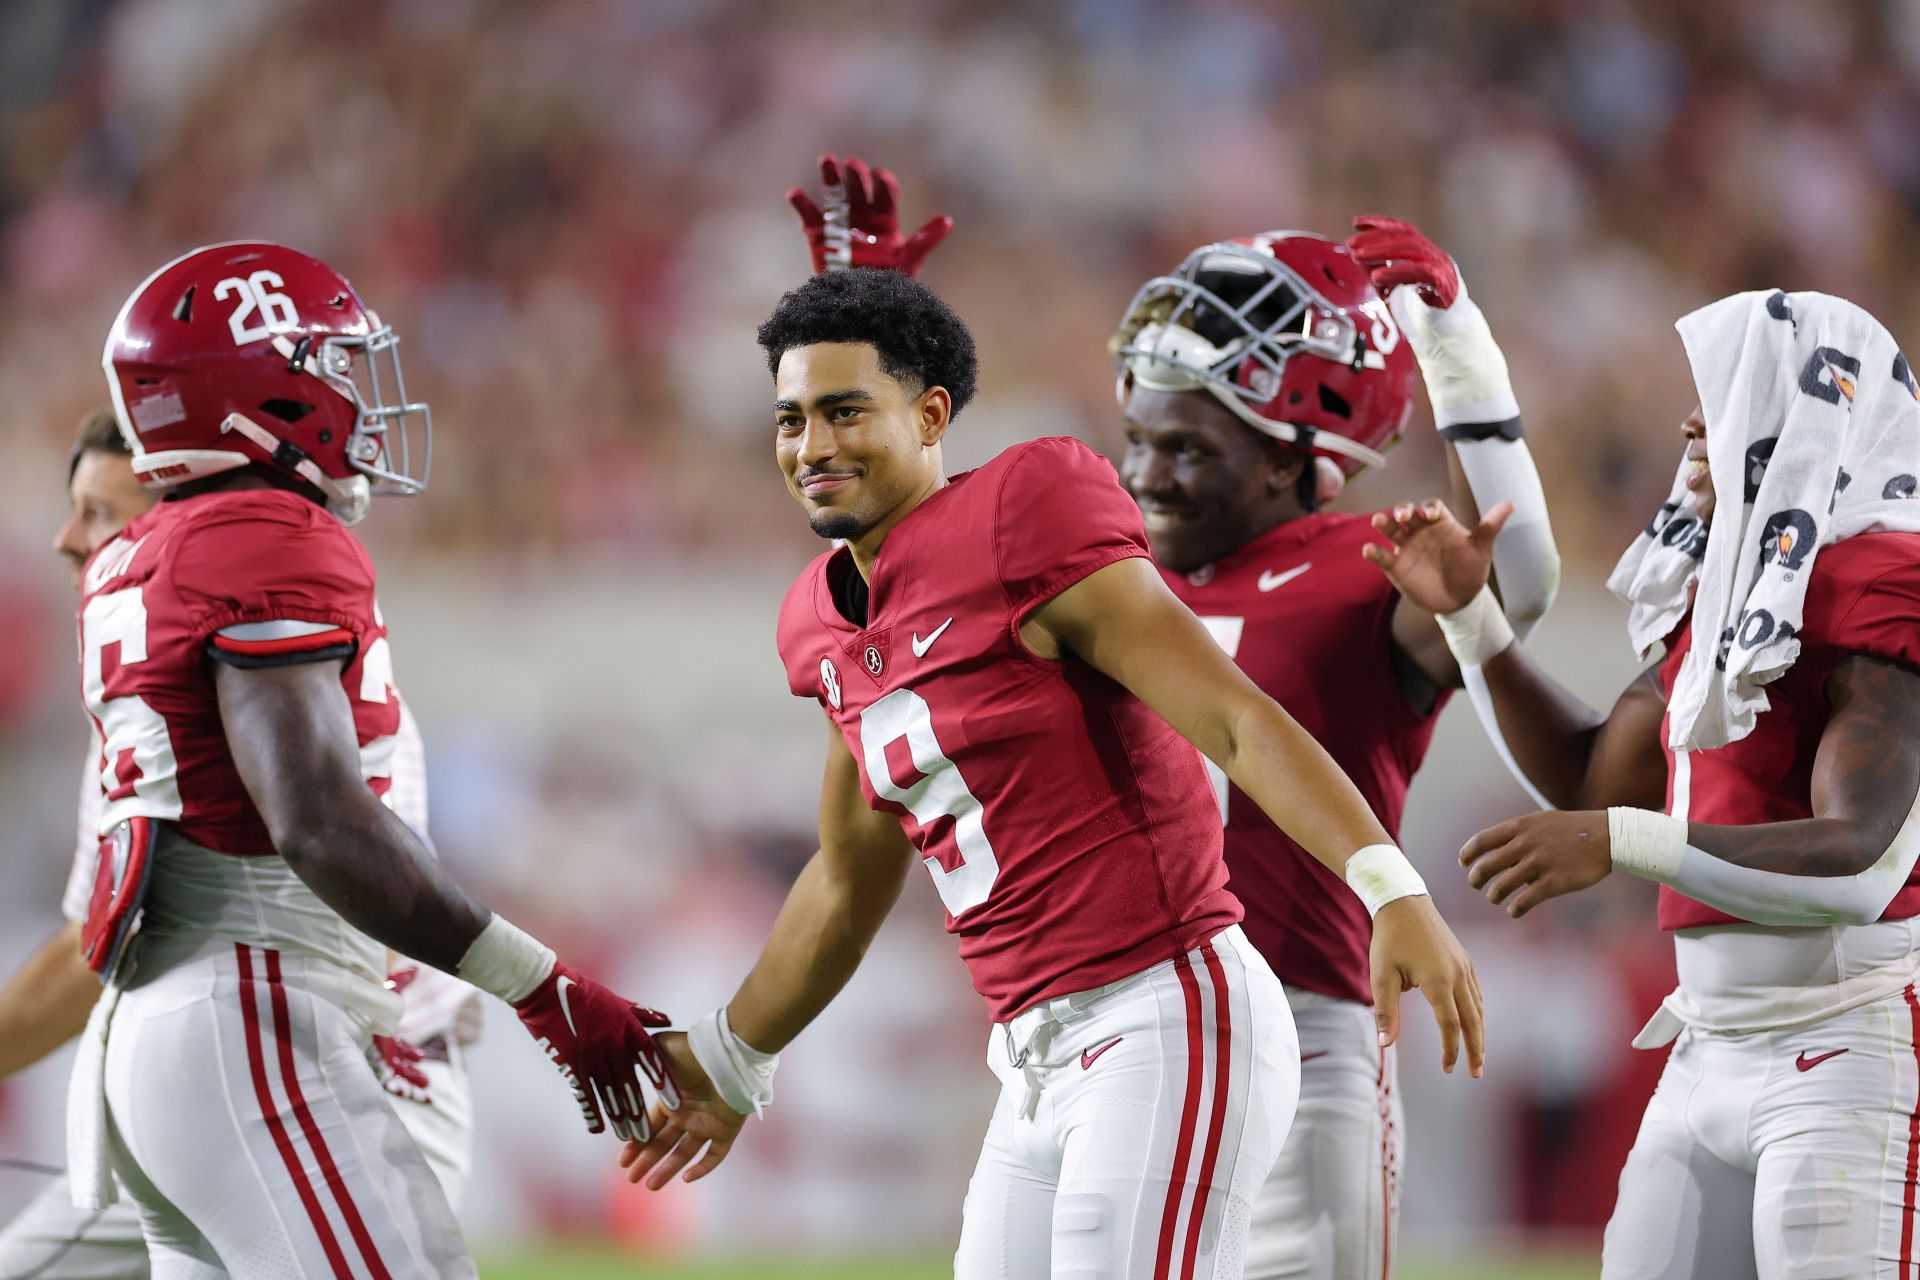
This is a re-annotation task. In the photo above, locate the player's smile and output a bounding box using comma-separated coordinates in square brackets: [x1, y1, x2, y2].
[1680, 402, 1713, 522]
[1120, 386, 1304, 575]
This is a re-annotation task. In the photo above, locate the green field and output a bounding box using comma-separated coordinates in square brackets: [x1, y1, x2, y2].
[477, 1249, 1598, 1279]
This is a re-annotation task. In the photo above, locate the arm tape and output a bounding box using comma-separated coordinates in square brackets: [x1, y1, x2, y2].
[1607, 801, 1920, 927]
[688, 1007, 779, 1118]
[1437, 416, 1524, 444]
[1344, 844, 1429, 917]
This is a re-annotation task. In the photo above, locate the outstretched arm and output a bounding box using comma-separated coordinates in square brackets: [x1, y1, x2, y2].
[622, 722, 917, 1188]
[1366, 499, 1666, 812]
[1025, 557, 1484, 1077]
[216, 660, 676, 1141]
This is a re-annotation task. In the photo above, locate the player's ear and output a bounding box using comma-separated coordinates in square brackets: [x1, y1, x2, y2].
[1265, 440, 1306, 497]
[916, 385, 952, 447]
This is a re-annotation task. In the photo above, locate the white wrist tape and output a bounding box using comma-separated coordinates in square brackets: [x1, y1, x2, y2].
[1345, 844, 1429, 917]
[1607, 808, 1687, 882]
[456, 915, 555, 1006]
[1436, 585, 1515, 667]
[1389, 282, 1520, 429]
[688, 1007, 779, 1119]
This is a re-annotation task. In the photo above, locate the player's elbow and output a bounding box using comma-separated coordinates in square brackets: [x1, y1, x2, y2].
[263, 778, 386, 872]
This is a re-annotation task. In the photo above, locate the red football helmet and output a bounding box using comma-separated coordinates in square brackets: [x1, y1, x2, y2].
[1112, 232, 1415, 475]
[102, 241, 430, 524]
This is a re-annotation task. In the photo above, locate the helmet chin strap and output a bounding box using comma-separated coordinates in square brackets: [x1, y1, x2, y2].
[219, 412, 370, 524]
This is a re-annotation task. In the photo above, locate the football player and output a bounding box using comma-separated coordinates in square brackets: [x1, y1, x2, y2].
[0, 408, 484, 1274]
[622, 265, 1486, 1277]
[1368, 289, 1920, 1277]
[781, 159, 1560, 1278]
[73, 243, 675, 1278]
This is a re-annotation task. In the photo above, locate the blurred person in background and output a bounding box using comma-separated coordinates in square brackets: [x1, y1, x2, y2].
[72, 242, 677, 1279]
[784, 160, 1558, 1279]
[0, 408, 484, 1277]
[624, 265, 1485, 1278]
[1369, 289, 1920, 1277]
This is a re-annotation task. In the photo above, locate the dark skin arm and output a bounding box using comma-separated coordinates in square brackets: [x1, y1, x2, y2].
[214, 659, 489, 971]
[1462, 654, 1920, 917]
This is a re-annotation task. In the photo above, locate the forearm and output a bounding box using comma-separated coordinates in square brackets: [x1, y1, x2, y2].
[726, 848, 907, 1052]
[1446, 423, 1559, 637]
[1608, 807, 1920, 927]
[1468, 641, 1610, 809]
[0, 923, 98, 1078]
[278, 798, 490, 974]
[1218, 700, 1392, 874]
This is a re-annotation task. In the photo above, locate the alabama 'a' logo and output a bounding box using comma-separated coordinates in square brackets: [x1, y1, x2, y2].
[820, 657, 842, 711]
[1759, 509, 1818, 576]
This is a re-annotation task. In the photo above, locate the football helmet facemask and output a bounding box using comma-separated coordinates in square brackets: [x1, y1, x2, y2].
[102, 241, 430, 524]
[1112, 231, 1415, 475]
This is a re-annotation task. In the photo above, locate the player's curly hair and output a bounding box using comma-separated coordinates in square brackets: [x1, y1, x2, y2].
[757, 271, 979, 417]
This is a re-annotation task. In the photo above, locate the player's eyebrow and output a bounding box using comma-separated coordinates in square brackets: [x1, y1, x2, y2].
[774, 389, 876, 414]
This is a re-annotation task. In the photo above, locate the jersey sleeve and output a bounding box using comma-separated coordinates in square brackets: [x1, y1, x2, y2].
[168, 498, 375, 668]
[1821, 561, 1920, 673]
[993, 436, 1152, 620]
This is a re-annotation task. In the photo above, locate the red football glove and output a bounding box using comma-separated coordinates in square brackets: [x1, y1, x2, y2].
[367, 1035, 432, 1106]
[1346, 215, 1460, 310]
[787, 154, 953, 277]
[514, 962, 679, 1142]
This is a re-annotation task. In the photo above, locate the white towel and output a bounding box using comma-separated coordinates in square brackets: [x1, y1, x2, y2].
[66, 984, 120, 1210]
[1607, 289, 1920, 752]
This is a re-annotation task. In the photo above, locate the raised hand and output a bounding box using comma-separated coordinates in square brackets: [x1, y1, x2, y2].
[618, 1032, 748, 1188]
[1460, 810, 1613, 918]
[1347, 215, 1459, 310]
[786, 154, 953, 277]
[1362, 499, 1512, 617]
[513, 964, 679, 1142]
[1369, 895, 1485, 1078]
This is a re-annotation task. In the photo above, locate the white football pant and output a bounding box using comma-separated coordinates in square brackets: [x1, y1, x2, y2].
[1603, 981, 1920, 1279]
[953, 926, 1298, 1279]
[0, 1053, 468, 1280]
[103, 944, 473, 1279]
[1242, 987, 1401, 1280]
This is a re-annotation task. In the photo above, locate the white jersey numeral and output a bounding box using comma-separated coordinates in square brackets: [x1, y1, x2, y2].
[859, 687, 1001, 916]
[358, 633, 394, 704]
[214, 270, 300, 346]
[81, 588, 182, 823]
[1197, 616, 1246, 821]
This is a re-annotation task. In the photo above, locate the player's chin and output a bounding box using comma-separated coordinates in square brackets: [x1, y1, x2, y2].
[806, 501, 872, 543]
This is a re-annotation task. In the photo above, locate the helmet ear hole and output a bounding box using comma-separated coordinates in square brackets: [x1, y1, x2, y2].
[259, 399, 314, 424]
[1317, 385, 1352, 419]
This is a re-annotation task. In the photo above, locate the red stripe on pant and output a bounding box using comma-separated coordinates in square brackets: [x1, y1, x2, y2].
[264, 948, 397, 1280]
[1179, 942, 1233, 1280]
[1901, 984, 1920, 1278]
[235, 944, 354, 1279]
[1153, 953, 1207, 1279]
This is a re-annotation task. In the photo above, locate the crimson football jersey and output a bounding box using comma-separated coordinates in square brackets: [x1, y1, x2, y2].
[776, 436, 1241, 1020]
[78, 488, 403, 858]
[1658, 532, 1920, 930]
[1165, 513, 1442, 1005]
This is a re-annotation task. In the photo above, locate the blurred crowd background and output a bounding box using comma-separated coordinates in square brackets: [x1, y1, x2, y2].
[3, 0, 1918, 1268]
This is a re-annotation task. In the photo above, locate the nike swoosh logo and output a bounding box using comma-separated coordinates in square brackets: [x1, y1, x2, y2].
[1258, 563, 1312, 592]
[911, 617, 955, 658]
[556, 975, 580, 1038]
[1795, 1048, 1848, 1072]
[1299, 1050, 1330, 1064]
[1081, 1036, 1124, 1070]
